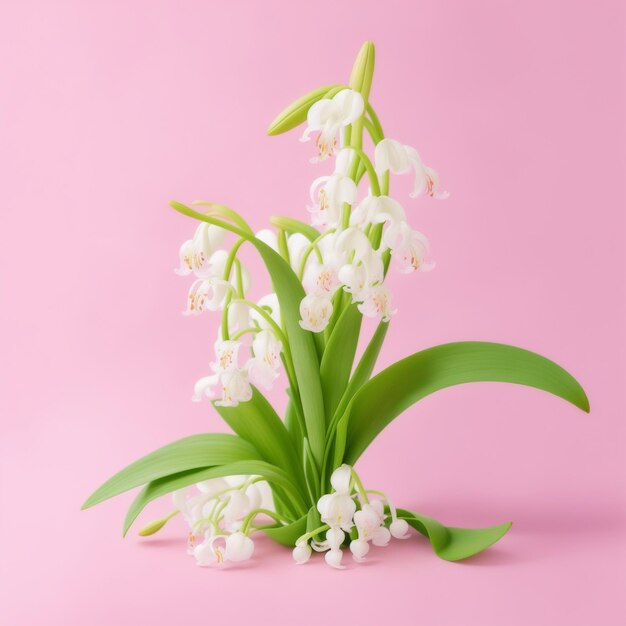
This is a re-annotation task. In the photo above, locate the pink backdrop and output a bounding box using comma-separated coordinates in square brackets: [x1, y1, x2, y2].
[1, 1, 625, 624]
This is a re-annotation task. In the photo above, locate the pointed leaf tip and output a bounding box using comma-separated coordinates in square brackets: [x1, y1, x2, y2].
[349, 41, 376, 102]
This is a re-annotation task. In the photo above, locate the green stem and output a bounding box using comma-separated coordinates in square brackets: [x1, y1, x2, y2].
[241, 508, 291, 535]
[296, 524, 330, 545]
[297, 229, 335, 281]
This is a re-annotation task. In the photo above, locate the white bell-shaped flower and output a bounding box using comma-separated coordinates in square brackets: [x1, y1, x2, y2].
[247, 330, 282, 390]
[301, 89, 365, 162]
[357, 285, 396, 322]
[299, 294, 333, 333]
[191, 374, 219, 402]
[224, 532, 255, 562]
[385, 222, 434, 274]
[389, 518, 411, 539]
[308, 174, 357, 228]
[184, 277, 231, 315]
[292, 541, 312, 564]
[324, 549, 345, 569]
[210, 340, 242, 374]
[375, 138, 448, 199]
[349, 538, 370, 562]
[215, 369, 253, 407]
[176, 223, 225, 277]
[303, 261, 341, 297]
[330, 464, 353, 494]
[317, 493, 356, 532]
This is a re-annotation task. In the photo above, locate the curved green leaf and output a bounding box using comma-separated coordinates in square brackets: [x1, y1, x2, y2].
[170, 201, 326, 466]
[82, 434, 261, 510]
[397, 508, 512, 561]
[213, 387, 300, 476]
[344, 341, 590, 464]
[349, 41, 375, 103]
[262, 513, 308, 547]
[267, 84, 343, 136]
[331, 319, 389, 426]
[320, 304, 362, 423]
[124, 461, 307, 536]
[269, 216, 320, 242]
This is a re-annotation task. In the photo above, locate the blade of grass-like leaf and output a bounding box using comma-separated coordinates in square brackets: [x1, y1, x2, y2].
[320, 304, 362, 423]
[214, 387, 301, 478]
[124, 461, 308, 536]
[82, 434, 260, 510]
[170, 201, 326, 466]
[267, 84, 343, 136]
[397, 508, 512, 561]
[343, 341, 590, 464]
[269, 216, 321, 242]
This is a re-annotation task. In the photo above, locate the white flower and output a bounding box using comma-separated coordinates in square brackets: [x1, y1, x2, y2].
[324, 549, 345, 569]
[389, 518, 410, 539]
[224, 532, 255, 562]
[255, 229, 278, 251]
[215, 369, 252, 407]
[317, 493, 356, 532]
[354, 502, 390, 547]
[176, 223, 225, 277]
[303, 261, 341, 297]
[226, 300, 251, 333]
[247, 330, 282, 390]
[308, 174, 357, 228]
[357, 285, 396, 321]
[192, 374, 219, 402]
[349, 538, 370, 562]
[330, 464, 353, 494]
[350, 195, 406, 229]
[375, 138, 449, 199]
[292, 541, 312, 564]
[193, 531, 222, 566]
[211, 340, 242, 374]
[301, 90, 365, 162]
[287, 233, 311, 272]
[299, 294, 333, 333]
[385, 222, 434, 274]
[184, 277, 231, 315]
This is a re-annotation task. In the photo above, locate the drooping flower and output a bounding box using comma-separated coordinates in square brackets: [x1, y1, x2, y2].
[215, 368, 253, 407]
[357, 285, 396, 321]
[224, 532, 255, 562]
[303, 261, 341, 298]
[308, 173, 358, 228]
[350, 194, 406, 230]
[301, 90, 365, 161]
[210, 340, 242, 374]
[247, 330, 282, 390]
[292, 540, 312, 564]
[384, 221, 434, 274]
[250, 293, 281, 330]
[374, 138, 449, 199]
[299, 294, 333, 333]
[317, 492, 356, 532]
[175, 223, 225, 277]
[184, 277, 231, 315]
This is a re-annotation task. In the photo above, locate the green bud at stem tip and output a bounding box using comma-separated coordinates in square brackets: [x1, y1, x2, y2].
[349, 41, 376, 104]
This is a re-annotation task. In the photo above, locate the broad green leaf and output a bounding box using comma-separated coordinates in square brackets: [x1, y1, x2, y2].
[320, 304, 362, 423]
[124, 461, 307, 536]
[269, 216, 320, 242]
[331, 320, 389, 426]
[82, 434, 260, 510]
[170, 201, 326, 466]
[349, 41, 375, 103]
[214, 387, 300, 477]
[262, 513, 308, 547]
[332, 415, 349, 473]
[343, 341, 590, 464]
[267, 84, 343, 136]
[397, 508, 512, 561]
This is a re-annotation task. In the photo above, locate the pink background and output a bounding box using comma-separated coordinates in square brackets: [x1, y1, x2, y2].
[1, 1, 625, 624]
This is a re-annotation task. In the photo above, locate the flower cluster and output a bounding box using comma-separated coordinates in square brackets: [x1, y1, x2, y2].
[172, 476, 272, 566]
[175, 88, 446, 407]
[292, 465, 410, 569]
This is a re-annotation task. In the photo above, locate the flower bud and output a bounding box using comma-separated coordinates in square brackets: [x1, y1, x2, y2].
[349, 539, 370, 562]
[292, 541, 312, 565]
[225, 532, 254, 562]
[390, 518, 410, 539]
[372, 526, 391, 547]
[324, 549, 345, 569]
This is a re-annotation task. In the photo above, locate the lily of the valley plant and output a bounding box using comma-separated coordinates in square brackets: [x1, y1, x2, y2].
[83, 42, 589, 568]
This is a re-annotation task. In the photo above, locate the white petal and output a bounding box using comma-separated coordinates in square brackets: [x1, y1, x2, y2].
[324, 549, 345, 569]
[292, 542, 312, 564]
[225, 532, 254, 562]
[330, 464, 352, 494]
[326, 527, 345, 551]
[390, 518, 411, 539]
[350, 539, 370, 561]
[372, 526, 391, 547]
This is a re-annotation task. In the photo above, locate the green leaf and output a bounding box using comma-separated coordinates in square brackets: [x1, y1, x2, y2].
[349, 41, 375, 104]
[267, 84, 343, 136]
[124, 461, 307, 536]
[170, 201, 327, 466]
[213, 387, 300, 475]
[331, 320, 389, 426]
[82, 434, 261, 510]
[397, 508, 512, 561]
[343, 341, 590, 464]
[262, 513, 308, 547]
[269, 216, 320, 242]
[332, 414, 349, 472]
[320, 304, 362, 422]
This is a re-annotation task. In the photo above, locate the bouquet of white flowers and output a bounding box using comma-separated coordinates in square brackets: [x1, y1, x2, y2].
[83, 42, 589, 568]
